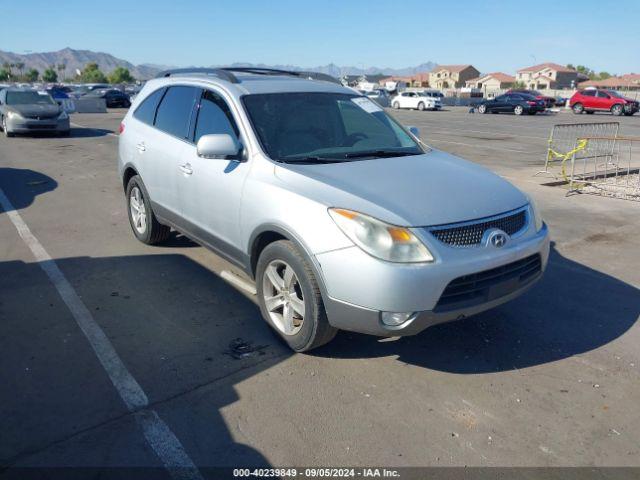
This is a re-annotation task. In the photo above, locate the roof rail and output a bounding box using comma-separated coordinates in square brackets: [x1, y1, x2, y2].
[155, 68, 239, 84]
[220, 67, 341, 85]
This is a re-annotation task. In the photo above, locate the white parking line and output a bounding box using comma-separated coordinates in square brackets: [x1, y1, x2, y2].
[428, 138, 543, 155]
[0, 188, 203, 480]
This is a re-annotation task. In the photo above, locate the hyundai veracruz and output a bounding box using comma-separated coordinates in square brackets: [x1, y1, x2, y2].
[117, 68, 549, 352]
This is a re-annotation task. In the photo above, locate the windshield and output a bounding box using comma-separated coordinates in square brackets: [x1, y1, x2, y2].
[242, 92, 423, 162]
[6, 91, 57, 106]
[607, 90, 625, 99]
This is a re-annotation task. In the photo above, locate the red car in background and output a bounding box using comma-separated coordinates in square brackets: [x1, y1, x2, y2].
[507, 89, 555, 107]
[570, 88, 639, 116]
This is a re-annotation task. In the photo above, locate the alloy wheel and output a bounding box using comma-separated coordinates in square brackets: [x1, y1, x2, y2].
[262, 259, 305, 336]
[129, 186, 147, 234]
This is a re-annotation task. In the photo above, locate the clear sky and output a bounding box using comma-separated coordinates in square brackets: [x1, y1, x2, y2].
[2, 0, 638, 74]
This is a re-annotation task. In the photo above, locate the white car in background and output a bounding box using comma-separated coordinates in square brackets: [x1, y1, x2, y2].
[392, 91, 442, 111]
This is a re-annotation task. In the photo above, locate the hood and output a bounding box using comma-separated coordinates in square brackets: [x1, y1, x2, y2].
[9, 103, 61, 118]
[274, 150, 528, 227]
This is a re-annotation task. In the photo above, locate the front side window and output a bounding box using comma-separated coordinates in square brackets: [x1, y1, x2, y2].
[194, 90, 239, 143]
[133, 88, 166, 125]
[596, 91, 610, 98]
[154, 86, 199, 139]
[6, 91, 56, 105]
[242, 92, 423, 162]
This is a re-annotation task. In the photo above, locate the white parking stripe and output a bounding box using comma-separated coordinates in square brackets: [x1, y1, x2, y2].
[0, 188, 203, 480]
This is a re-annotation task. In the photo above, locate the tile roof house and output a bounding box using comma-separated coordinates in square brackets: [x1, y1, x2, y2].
[379, 72, 430, 88]
[516, 62, 578, 89]
[429, 65, 480, 89]
[579, 75, 640, 90]
[465, 72, 516, 90]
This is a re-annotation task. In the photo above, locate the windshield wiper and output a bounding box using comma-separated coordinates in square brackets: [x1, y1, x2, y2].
[343, 150, 420, 159]
[280, 156, 346, 164]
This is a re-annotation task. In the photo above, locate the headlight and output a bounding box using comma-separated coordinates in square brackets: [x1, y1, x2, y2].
[528, 196, 544, 232]
[58, 111, 68, 120]
[328, 208, 434, 263]
[7, 111, 21, 119]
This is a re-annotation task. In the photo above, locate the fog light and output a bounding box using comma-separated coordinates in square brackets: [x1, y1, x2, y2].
[381, 311, 415, 326]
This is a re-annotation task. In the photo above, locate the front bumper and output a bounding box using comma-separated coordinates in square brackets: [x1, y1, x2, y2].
[316, 219, 550, 336]
[6, 115, 70, 134]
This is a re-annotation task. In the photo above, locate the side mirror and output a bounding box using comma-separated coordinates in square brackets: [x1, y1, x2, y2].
[196, 133, 241, 159]
[408, 126, 420, 139]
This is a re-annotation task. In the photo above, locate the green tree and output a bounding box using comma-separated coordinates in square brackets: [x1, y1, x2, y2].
[597, 71, 611, 80]
[2, 62, 12, 78]
[108, 66, 134, 84]
[25, 68, 39, 82]
[513, 80, 527, 89]
[0, 68, 10, 81]
[43, 67, 58, 83]
[80, 62, 108, 83]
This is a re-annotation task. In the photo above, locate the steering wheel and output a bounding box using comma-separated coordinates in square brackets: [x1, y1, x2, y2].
[343, 132, 369, 146]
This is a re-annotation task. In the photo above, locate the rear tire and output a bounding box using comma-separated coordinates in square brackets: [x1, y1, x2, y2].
[256, 240, 337, 352]
[514, 105, 524, 115]
[572, 103, 584, 114]
[611, 104, 624, 116]
[125, 175, 170, 245]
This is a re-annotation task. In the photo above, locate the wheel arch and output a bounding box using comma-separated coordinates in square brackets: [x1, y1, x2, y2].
[121, 163, 139, 191]
[248, 223, 330, 300]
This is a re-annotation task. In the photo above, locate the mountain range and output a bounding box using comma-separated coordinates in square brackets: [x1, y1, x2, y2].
[0, 48, 437, 80]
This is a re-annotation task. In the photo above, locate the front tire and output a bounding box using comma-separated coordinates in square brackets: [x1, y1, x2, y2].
[611, 104, 624, 116]
[477, 104, 487, 114]
[572, 103, 584, 114]
[417, 102, 425, 111]
[2, 116, 14, 137]
[125, 175, 170, 245]
[392, 101, 400, 109]
[256, 240, 337, 352]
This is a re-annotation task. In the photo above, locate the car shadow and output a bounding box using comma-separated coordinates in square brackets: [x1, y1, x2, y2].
[0, 252, 283, 473]
[313, 243, 639, 374]
[68, 127, 114, 138]
[0, 168, 57, 211]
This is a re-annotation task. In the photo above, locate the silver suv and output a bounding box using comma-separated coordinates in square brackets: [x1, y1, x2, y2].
[118, 68, 549, 352]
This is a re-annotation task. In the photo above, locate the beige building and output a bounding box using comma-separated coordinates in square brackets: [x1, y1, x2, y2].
[516, 63, 578, 89]
[429, 65, 480, 89]
[379, 72, 430, 88]
[465, 72, 516, 90]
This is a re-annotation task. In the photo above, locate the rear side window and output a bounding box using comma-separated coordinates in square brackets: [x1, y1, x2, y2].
[133, 88, 166, 125]
[581, 90, 596, 97]
[194, 90, 239, 143]
[154, 86, 199, 139]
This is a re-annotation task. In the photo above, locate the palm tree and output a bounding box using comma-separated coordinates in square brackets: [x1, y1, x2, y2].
[57, 63, 66, 81]
[2, 62, 11, 78]
[15, 62, 25, 78]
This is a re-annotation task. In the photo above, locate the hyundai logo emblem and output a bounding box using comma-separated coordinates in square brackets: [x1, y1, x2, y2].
[487, 230, 508, 248]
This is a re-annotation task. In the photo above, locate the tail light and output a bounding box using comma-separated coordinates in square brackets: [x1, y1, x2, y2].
[119, 122, 125, 135]
[527, 101, 537, 106]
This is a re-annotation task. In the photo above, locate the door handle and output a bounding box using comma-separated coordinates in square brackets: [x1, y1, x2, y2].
[136, 142, 146, 152]
[179, 163, 193, 175]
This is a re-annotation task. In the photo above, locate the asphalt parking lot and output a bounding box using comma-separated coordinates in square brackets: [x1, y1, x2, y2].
[1, 107, 639, 475]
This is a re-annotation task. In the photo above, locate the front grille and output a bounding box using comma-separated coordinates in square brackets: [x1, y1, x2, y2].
[429, 209, 527, 247]
[24, 114, 58, 120]
[26, 124, 56, 130]
[435, 254, 542, 312]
